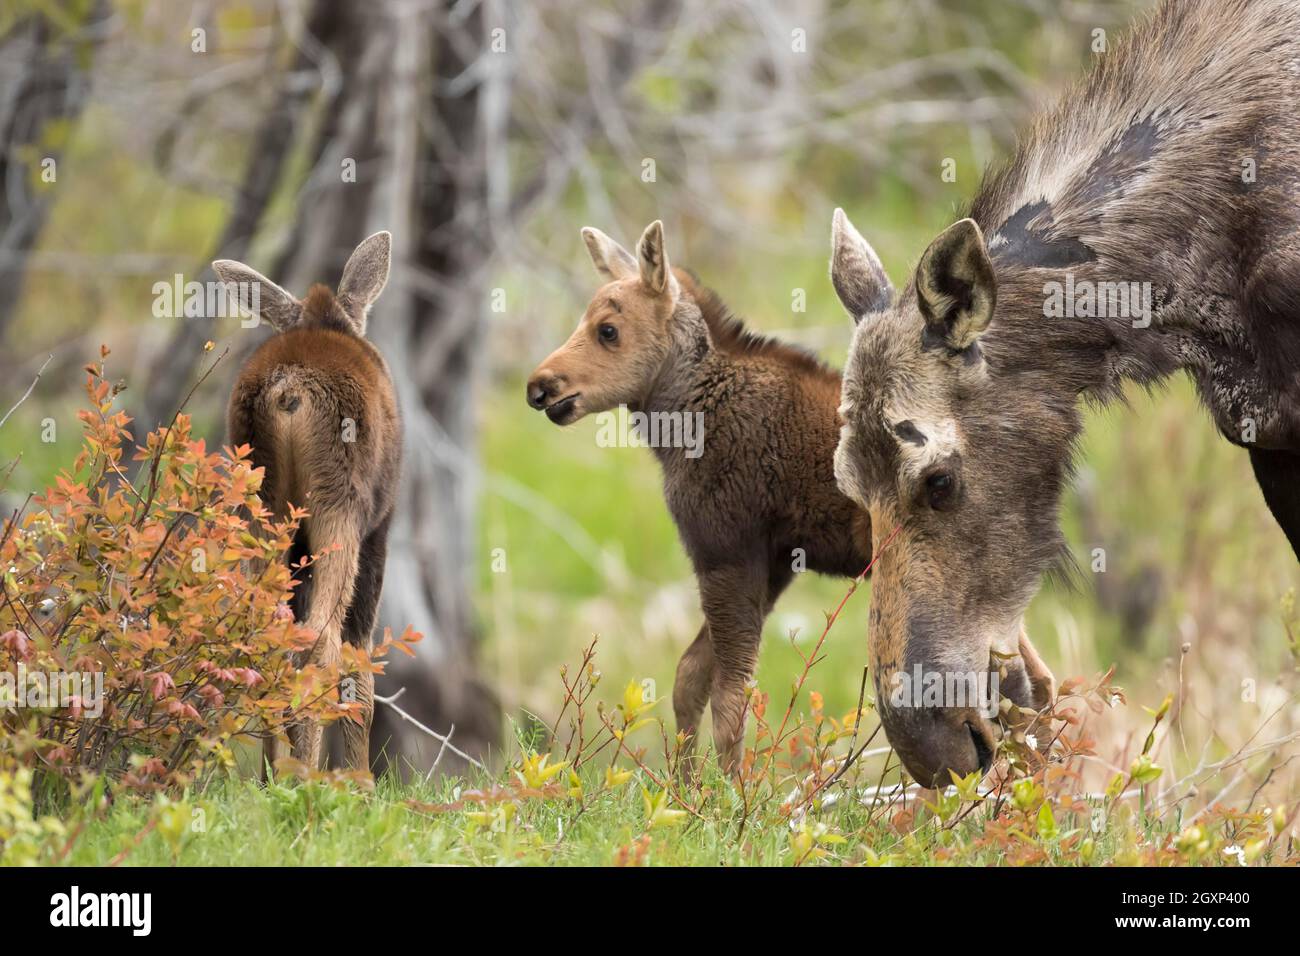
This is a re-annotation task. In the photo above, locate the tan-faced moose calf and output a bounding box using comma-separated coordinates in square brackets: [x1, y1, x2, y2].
[216, 232, 401, 772]
[830, 0, 1300, 787]
[527, 221, 872, 775]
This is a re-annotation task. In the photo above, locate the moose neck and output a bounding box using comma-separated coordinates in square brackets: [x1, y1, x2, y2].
[639, 300, 715, 415]
[984, 246, 1190, 406]
[636, 301, 716, 470]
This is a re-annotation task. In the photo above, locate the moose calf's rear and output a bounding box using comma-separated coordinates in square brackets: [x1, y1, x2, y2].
[217, 232, 402, 772]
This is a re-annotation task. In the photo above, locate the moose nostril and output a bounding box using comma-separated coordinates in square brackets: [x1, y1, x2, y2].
[526, 380, 550, 410]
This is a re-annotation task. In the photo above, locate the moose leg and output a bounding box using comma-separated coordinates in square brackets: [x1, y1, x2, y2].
[673, 622, 713, 779]
[338, 517, 391, 772]
[1017, 628, 1056, 711]
[262, 735, 288, 783]
[291, 506, 363, 769]
[699, 561, 768, 776]
[1249, 447, 1300, 561]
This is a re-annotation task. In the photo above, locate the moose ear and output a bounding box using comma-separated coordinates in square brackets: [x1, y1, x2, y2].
[636, 220, 680, 299]
[211, 259, 302, 331]
[830, 208, 893, 322]
[338, 231, 391, 323]
[581, 227, 638, 281]
[915, 218, 996, 351]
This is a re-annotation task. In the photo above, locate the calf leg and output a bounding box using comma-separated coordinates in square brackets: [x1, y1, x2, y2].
[1249, 447, 1300, 561]
[338, 517, 391, 772]
[291, 505, 362, 770]
[672, 622, 713, 778]
[699, 561, 768, 776]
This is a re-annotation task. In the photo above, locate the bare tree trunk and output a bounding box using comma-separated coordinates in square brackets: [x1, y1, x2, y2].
[363, 0, 504, 776]
[0, 1, 108, 336]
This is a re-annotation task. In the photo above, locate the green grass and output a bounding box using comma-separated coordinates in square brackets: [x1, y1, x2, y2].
[45, 743, 1291, 867]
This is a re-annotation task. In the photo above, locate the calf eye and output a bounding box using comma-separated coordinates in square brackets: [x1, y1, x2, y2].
[926, 471, 955, 510]
[598, 324, 619, 344]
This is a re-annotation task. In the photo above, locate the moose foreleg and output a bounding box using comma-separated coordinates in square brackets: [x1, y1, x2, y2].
[1249, 447, 1300, 562]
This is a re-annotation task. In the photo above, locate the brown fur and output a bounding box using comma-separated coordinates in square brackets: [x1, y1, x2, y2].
[831, 0, 1300, 785]
[528, 221, 870, 774]
[217, 232, 401, 772]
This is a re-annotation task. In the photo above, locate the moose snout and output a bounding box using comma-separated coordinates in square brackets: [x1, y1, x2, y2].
[526, 366, 584, 424]
[526, 370, 563, 410]
[877, 654, 1008, 786]
[879, 702, 999, 788]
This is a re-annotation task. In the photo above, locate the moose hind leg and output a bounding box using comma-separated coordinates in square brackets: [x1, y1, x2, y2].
[292, 506, 363, 769]
[339, 517, 390, 772]
[673, 622, 713, 778]
[1249, 447, 1300, 561]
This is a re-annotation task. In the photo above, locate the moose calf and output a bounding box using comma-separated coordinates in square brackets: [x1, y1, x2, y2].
[216, 232, 402, 771]
[527, 221, 872, 774]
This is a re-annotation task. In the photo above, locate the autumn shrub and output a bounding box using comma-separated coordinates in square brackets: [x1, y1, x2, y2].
[0, 349, 381, 811]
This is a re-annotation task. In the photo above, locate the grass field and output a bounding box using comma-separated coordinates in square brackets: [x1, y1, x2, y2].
[42, 766, 1289, 867]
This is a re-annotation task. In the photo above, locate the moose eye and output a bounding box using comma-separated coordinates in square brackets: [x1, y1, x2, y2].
[926, 471, 955, 510]
[598, 323, 619, 344]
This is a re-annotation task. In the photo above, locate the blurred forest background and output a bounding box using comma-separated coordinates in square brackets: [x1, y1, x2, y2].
[1, 0, 1296, 799]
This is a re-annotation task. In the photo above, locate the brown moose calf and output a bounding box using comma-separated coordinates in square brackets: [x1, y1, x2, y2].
[527, 221, 871, 774]
[217, 232, 402, 772]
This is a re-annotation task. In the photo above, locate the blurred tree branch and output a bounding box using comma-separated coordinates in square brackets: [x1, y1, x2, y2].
[0, 0, 109, 336]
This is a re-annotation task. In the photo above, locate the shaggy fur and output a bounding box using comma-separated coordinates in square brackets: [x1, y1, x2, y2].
[528, 222, 871, 773]
[218, 232, 402, 772]
[831, 0, 1300, 786]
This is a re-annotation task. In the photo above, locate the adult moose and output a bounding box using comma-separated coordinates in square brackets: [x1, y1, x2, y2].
[217, 232, 402, 772]
[830, 0, 1300, 787]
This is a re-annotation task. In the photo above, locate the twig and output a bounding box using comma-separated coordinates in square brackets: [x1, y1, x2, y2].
[375, 687, 485, 770]
[424, 723, 456, 783]
[0, 354, 53, 429]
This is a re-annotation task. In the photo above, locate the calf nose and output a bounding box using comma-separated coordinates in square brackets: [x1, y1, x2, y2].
[526, 372, 559, 410]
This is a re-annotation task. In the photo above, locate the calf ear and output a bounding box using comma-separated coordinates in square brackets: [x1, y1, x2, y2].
[635, 220, 679, 299]
[830, 208, 893, 321]
[211, 259, 301, 331]
[915, 218, 995, 351]
[338, 231, 392, 322]
[581, 227, 638, 281]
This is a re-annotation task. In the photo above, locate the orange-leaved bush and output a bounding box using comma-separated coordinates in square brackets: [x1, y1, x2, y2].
[0, 350, 401, 797]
